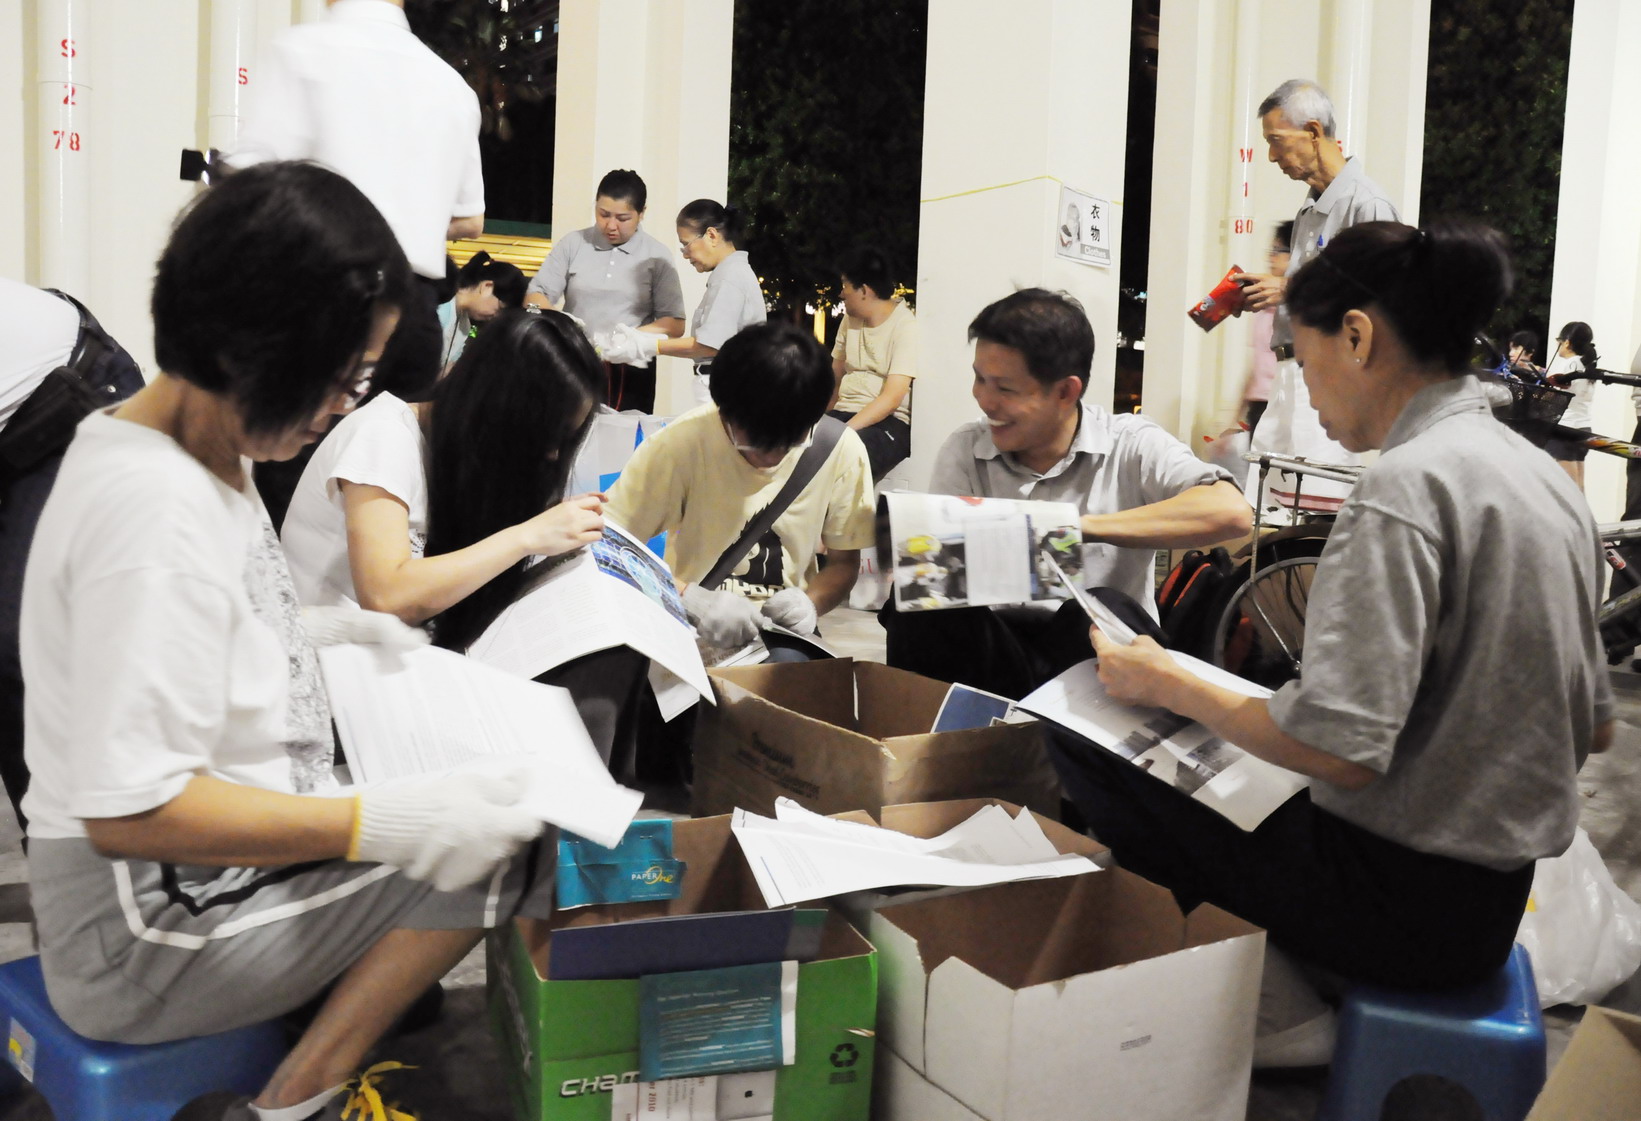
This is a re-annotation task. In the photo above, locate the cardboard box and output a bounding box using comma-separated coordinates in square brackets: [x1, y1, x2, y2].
[1529, 1005, 1641, 1119]
[868, 868, 1263, 1121]
[487, 813, 877, 1121]
[691, 659, 1060, 820]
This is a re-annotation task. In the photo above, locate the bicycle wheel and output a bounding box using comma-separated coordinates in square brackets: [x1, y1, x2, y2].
[1211, 555, 1321, 690]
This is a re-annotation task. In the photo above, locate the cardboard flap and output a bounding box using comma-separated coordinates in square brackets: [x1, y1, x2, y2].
[924, 954, 1016, 1121]
[1530, 1006, 1641, 1119]
[710, 659, 862, 730]
[867, 910, 934, 1074]
[855, 661, 954, 737]
[878, 725, 1062, 819]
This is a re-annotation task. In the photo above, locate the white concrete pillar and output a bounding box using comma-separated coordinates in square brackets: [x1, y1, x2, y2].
[1549, 0, 1641, 522]
[35, 0, 91, 294]
[1143, 0, 1428, 446]
[905, 0, 1131, 492]
[1325, 0, 1371, 159]
[207, 0, 259, 153]
[552, 0, 733, 416]
[0, 0, 27, 280]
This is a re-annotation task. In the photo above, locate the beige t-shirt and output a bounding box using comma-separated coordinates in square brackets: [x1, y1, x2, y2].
[604, 406, 876, 602]
[831, 300, 918, 423]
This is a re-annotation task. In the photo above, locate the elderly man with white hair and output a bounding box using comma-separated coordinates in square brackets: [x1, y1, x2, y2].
[1234, 79, 1399, 510]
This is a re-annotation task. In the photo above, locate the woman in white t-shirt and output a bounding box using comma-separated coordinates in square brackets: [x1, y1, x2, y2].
[1544, 320, 1599, 488]
[282, 309, 649, 766]
[827, 246, 919, 480]
[283, 309, 603, 636]
[599, 198, 767, 406]
[22, 162, 556, 1120]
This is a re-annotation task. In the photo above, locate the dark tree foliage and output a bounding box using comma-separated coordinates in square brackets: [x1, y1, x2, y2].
[729, 0, 928, 326]
[405, 0, 557, 223]
[1421, 0, 1572, 347]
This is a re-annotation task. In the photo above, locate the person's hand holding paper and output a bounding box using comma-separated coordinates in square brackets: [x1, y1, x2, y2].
[1088, 629, 1185, 710]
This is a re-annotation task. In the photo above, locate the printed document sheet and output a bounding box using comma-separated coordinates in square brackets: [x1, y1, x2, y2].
[731, 799, 1098, 907]
[319, 643, 641, 847]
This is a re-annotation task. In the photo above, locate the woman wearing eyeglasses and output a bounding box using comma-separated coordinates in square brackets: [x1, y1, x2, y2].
[599, 198, 767, 407]
[22, 162, 559, 1121]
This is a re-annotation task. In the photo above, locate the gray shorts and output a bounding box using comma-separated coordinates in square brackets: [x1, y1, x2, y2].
[27, 835, 556, 1044]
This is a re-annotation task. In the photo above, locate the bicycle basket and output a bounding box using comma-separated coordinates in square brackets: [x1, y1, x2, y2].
[1496, 380, 1573, 425]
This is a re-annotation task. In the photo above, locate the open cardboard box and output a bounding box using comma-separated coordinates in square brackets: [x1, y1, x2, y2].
[868, 867, 1263, 1121]
[691, 659, 1060, 820]
[1528, 1005, 1641, 1119]
[486, 813, 877, 1121]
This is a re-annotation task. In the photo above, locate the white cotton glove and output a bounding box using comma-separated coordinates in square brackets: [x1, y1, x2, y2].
[300, 606, 430, 652]
[759, 587, 818, 635]
[682, 584, 765, 648]
[602, 322, 660, 368]
[350, 765, 544, 891]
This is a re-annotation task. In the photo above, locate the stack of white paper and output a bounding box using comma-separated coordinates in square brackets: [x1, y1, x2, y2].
[731, 798, 1099, 907]
[318, 643, 642, 847]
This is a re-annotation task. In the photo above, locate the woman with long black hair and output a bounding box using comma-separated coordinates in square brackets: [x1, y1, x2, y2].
[283, 309, 648, 762]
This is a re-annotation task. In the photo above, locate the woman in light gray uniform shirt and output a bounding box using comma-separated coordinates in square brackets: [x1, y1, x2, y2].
[600, 198, 766, 407]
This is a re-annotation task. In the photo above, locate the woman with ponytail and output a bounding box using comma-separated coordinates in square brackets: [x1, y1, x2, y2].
[1048, 220, 1611, 1057]
[435, 250, 526, 370]
[1545, 320, 1600, 486]
[599, 198, 767, 406]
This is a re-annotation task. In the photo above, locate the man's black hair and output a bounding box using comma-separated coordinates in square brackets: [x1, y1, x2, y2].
[710, 322, 833, 449]
[596, 169, 647, 212]
[967, 288, 1095, 399]
[153, 161, 411, 436]
[838, 246, 897, 302]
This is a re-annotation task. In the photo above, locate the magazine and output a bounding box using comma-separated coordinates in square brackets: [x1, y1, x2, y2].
[877, 492, 1084, 611]
[1018, 656, 1308, 831]
[465, 519, 712, 716]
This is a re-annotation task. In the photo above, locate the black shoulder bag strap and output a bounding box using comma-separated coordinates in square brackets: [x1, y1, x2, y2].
[699, 415, 849, 591]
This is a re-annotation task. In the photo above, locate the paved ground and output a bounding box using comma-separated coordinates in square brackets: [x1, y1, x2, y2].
[1, 610, 1637, 1119]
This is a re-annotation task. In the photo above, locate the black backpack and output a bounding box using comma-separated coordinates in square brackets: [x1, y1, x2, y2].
[1155, 547, 1235, 659]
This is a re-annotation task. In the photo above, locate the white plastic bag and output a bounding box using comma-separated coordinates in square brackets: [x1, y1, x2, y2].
[1516, 827, 1641, 1007]
[1203, 426, 1249, 476]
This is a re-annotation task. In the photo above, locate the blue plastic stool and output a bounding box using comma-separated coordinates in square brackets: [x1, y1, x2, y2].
[0, 955, 288, 1121]
[1318, 944, 1546, 1121]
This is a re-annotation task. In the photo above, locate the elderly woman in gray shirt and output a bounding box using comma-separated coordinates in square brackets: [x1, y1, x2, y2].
[1052, 219, 1611, 1057]
[600, 198, 767, 408]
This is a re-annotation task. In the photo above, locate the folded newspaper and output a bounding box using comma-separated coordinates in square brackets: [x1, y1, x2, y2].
[1018, 655, 1308, 831]
[877, 492, 1084, 611]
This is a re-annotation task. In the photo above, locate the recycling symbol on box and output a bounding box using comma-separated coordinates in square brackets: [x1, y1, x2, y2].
[829, 1043, 859, 1069]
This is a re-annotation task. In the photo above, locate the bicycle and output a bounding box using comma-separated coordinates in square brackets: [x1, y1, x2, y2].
[1202, 452, 1358, 689]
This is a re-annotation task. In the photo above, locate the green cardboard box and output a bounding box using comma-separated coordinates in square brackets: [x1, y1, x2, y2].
[487, 813, 878, 1121]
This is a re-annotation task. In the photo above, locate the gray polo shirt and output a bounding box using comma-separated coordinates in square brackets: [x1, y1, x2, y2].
[1267, 376, 1613, 870]
[691, 250, 767, 373]
[929, 402, 1233, 612]
[1273, 157, 1399, 350]
[526, 226, 686, 339]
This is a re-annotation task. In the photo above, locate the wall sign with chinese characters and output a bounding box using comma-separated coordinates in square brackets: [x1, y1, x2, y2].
[1054, 184, 1112, 269]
